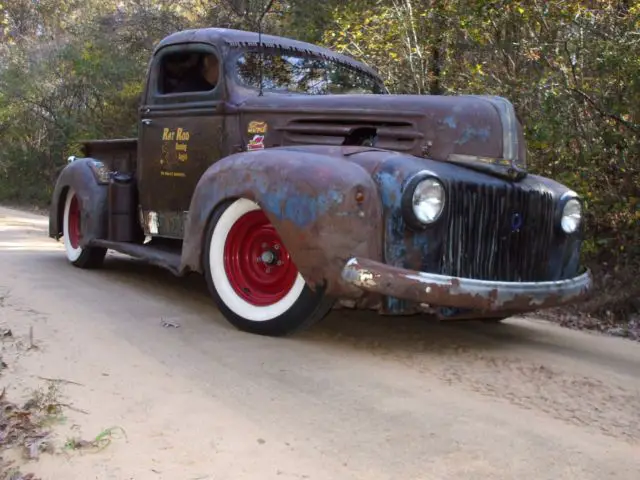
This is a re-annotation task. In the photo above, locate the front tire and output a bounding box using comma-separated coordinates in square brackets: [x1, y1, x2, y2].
[62, 188, 107, 269]
[203, 198, 333, 336]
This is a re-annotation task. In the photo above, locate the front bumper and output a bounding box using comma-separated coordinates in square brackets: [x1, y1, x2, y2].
[341, 257, 592, 313]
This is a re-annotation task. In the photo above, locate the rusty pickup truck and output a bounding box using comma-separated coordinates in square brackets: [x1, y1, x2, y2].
[48, 27, 592, 336]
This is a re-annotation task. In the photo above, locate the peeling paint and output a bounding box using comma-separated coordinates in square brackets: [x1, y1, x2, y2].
[455, 127, 491, 145]
[443, 116, 457, 129]
[356, 270, 379, 289]
[373, 171, 401, 208]
[46, 27, 590, 323]
[343, 257, 593, 313]
[180, 148, 384, 296]
[48, 159, 108, 245]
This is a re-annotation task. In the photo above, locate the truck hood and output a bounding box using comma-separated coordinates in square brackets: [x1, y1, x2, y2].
[236, 93, 527, 181]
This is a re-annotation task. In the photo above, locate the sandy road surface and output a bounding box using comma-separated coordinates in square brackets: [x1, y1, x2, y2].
[0, 206, 639, 480]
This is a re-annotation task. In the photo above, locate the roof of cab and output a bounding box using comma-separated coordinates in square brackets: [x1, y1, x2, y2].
[153, 27, 380, 78]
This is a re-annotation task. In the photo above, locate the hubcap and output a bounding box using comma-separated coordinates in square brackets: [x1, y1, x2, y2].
[68, 195, 81, 249]
[224, 210, 298, 306]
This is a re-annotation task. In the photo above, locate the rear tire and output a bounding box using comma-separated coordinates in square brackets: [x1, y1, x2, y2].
[62, 188, 107, 269]
[203, 198, 333, 336]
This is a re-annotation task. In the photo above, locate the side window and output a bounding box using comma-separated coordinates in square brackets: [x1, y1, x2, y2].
[157, 51, 220, 95]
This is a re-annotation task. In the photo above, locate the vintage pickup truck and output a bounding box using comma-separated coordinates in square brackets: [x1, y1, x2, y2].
[48, 27, 592, 336]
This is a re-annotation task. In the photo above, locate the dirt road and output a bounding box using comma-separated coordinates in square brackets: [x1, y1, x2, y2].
[0, 206, 639, 480]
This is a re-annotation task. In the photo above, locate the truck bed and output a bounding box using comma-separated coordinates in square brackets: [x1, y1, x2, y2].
[81, 138, 138, 174]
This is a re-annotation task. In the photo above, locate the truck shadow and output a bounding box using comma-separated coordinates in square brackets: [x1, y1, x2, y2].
[80, 254, 548, 355]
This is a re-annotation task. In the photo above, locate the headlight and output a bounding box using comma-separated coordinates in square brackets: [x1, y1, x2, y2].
[412, 178, 445, 224]
[561, 198, 582, 233]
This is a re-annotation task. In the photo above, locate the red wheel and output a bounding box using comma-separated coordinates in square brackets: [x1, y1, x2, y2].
[62, 188, 106, 268]
[67, 194, 81, 249]
[203, 198, 334, 336]
[223, 210, 298, 306]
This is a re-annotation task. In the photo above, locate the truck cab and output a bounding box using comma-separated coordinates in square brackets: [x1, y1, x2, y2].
[48, 28, 592, 337]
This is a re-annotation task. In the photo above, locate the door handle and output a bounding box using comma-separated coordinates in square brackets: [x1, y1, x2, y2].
[141, 119, 152, 126]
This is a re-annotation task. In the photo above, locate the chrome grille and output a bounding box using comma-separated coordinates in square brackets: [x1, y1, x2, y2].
[440, 181, 555, 282]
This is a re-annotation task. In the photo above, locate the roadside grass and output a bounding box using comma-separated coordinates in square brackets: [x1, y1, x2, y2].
[1, 380, 127, 478]
[64, 426, 127, 453]
[0, 382, 63, 479]
[0, 284, 126, 478]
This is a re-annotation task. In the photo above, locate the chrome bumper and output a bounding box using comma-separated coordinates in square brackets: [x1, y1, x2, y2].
[341, 257, 592, 312]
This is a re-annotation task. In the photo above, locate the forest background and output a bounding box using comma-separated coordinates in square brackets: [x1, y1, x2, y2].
[1, 0, 638, 328]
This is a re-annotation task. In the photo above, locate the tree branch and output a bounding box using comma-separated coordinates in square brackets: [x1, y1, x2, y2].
[572, 88, 640, 132]
[222, 0, 247, 19]
[258, 0, 276, 25]
[222, 0, 276, 29]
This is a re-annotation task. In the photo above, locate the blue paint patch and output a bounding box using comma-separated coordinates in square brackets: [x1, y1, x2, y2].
[283, 194, 317, 227]
[455, 127, 491, 145]
[261, 192, 284, 219]
[314, 189, 343, 212]
[328, 189, 344, 204]
[372, 170, 408, 266]
[443, 116, 457, 129]
[386, 236, 407, 262]
[385, 296, 409, 315]
[262, 188, 345, 229]
[253, 175, 271, 195]
[412, 232, 429, 259]
[438, 307, 473, 318]
[373, 171, 402, 208]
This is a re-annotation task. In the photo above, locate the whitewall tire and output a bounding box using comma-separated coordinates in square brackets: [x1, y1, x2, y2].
[61, 188, 106, 269]
[203, 198, 333, 336]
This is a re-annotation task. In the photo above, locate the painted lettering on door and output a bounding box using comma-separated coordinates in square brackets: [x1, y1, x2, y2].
[160, 127, 190, 177]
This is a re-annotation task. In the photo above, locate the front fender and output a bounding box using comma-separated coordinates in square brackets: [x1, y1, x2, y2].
[181, 148, 383, 296]
[48, 158, 108, 245]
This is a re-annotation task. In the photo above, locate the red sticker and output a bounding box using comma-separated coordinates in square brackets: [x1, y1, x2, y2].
[247, 134, 265, 151]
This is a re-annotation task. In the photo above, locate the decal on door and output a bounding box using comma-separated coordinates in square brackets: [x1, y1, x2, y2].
[160, 127, 190, 177]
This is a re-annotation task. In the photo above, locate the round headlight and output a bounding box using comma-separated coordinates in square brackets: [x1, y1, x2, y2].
[412, 178, 445, 224]
[561, 198, 582, 233]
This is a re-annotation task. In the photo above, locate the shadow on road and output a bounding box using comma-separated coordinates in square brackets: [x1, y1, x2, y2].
[34, 252, 550, 357]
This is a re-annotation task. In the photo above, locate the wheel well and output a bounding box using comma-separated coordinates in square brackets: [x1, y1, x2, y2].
[195, 195, 332, 295]
[56, 186, 70, 238]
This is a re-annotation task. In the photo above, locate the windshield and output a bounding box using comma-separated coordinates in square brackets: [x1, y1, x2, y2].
[233, 49, 387, 95]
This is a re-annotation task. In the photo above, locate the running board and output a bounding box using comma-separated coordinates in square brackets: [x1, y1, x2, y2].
[90, 239, 182, 276]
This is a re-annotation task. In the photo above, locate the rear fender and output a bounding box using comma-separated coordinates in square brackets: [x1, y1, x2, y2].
[181, 148, 383, 296]
[48, 158, 109, 245]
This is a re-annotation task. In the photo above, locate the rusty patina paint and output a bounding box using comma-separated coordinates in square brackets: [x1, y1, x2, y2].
[65, 27, 526, 249]
[46, 27, 591, 320]
[148, 28, 520, 175]
[237, 93, 506, 163]
[180, 146, 384, 297]
[341, 257, 593, 313]
[49, 158, 109, 245]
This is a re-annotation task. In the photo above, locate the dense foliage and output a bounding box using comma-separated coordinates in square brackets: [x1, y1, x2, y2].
[0, 0, 638, 318]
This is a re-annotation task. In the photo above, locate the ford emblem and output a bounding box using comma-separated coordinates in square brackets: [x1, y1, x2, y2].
[511, 212, 523, 232]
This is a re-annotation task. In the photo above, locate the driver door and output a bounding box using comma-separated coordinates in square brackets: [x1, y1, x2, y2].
[137, 42, 228, 239]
